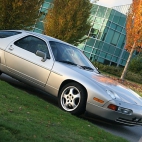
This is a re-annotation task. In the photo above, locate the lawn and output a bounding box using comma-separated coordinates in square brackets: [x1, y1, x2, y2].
[0, 80, 128, 142]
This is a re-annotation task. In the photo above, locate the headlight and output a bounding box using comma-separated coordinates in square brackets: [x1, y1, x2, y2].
[107, 104, 133, 115]
[106, 90, 120, 99]
[117, 107, 133, 115]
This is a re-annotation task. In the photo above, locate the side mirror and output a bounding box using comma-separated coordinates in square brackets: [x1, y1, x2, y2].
[36, 50, 46, 62]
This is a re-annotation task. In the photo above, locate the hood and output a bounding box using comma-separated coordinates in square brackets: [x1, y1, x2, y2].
[70, 66, 142, 106]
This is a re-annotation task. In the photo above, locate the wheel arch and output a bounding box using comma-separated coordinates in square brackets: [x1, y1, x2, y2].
[58, 79, 88, 100]
[58, 79, 88, 115]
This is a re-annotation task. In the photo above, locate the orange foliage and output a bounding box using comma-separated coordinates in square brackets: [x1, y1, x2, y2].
[125, 0, 142, 52]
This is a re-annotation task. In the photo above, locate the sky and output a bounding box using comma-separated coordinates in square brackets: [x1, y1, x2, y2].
[94, 0, 132, 8]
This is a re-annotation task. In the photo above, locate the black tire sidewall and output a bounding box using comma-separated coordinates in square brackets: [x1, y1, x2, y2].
[58, 82, 87, 115]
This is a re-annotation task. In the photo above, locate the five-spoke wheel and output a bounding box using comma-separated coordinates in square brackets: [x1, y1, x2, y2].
[58, 82, 87, 115]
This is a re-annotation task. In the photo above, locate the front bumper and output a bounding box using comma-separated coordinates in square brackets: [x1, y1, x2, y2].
[86, 100, 142, 126]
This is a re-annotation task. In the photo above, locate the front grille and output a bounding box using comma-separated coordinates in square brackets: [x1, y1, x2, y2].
[115, 118, 142, 126]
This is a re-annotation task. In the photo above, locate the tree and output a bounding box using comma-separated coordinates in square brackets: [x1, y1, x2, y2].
[120, 0, 142, 80]
[0, 0, 44, 30]
[44, 0, 92, 45]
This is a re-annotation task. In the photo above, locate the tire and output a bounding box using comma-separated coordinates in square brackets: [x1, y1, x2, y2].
[58, 82, 87, 115]
[0, 71, 2, 75]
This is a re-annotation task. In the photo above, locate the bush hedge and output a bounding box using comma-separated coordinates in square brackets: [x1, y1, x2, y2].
[128, 56, 142, 75]
[92, 61, 142, 84]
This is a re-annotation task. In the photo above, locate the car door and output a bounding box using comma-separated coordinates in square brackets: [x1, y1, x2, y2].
[5, 35, 54, 87]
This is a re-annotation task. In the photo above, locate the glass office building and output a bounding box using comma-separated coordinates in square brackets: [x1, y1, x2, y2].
[78, 4, 132, 67]
[33, 2, 133, 67]
[33, 0, 53, 33]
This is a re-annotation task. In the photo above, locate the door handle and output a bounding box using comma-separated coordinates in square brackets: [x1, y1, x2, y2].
[9, 45, 14, 51]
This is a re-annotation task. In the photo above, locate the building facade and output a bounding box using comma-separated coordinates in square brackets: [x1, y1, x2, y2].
[33, 2, 134, 67]
[33, 0, 53, 33]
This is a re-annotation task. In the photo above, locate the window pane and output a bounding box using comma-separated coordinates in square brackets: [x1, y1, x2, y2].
[84, 45, 92, 53]
[102, 43, 109, 52]
[122, 51, 129, 60]
[0, 31, 21, 38]
[96, 50, 100, 55]
[96, 6, 107, 18]
[35, 22, 44, 30]
[94, 40, 99, 48]
[86, 38, 95, 46]
[97, 57, 104, 63]
[106, 54, 112, 60]
[93, 48, 97, 54]
[94, 17, 104, 24]
[109, 9, 115, 21]
[42, 2, 51, 9]
[106, 21, 111, 27]
[116, 26, 122, 32]
[33, 28, 43, 33]
[98, 41, 103, 49]
[114, 48, 121, 56]
[117, 35, 125, 48]
[112, 56, 118, 62]
[113, 11, 121, 24]
[122, 28, 126, 34]
[84, 52, 90, 58]
[110, 23, 116, 30]
[93, 24, 102, 30]
[105, 29, 114, 43]
[111, 32, 120, 46]
[118, 14, 126, 27]
[120, 59, 126, 66]
[100, 51, 106, 58]
[101, 27, 108, 41]
[105, 9, 111, 19]
[108, 45, 115, 54]
[14, 36, 49, 57]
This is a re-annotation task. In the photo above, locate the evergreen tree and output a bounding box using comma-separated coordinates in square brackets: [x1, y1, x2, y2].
[0, 0, 44, 30]
[44, 0, 92, 45]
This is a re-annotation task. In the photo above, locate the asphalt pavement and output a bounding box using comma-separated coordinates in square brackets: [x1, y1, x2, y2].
[0, 73, 142, 142]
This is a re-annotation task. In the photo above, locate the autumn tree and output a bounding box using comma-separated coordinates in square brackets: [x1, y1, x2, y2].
[0, 0, 44, 30]
[121, 0, 142, 80]
[44, 0, 92, 45]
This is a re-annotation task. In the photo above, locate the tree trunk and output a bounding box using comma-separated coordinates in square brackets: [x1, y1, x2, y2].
[120, 42, 135, 80]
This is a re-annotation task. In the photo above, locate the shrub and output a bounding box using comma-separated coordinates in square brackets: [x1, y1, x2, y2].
[92, 61, 142, 84]
[128, 56, 142, 74]
[92, 62, 123, 77]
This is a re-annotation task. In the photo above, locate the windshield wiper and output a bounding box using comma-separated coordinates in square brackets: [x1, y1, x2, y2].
[58, 60, 95, 71]
[81, 66, 94, 71]
[58, 60, 77, 66]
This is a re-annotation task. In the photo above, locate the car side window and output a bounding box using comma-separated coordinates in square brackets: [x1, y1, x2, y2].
[14, 36, 50, 58]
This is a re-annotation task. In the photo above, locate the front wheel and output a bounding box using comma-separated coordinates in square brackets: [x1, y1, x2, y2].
[58, 82, 87, 115]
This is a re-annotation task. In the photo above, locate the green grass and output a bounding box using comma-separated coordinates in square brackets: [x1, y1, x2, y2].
[0, 80, 128, 142]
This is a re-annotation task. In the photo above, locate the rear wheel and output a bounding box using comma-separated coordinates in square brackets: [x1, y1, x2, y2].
[58, 82, 87, 115]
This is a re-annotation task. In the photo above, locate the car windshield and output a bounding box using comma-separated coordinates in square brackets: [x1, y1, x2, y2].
[49, 41, 99, 73]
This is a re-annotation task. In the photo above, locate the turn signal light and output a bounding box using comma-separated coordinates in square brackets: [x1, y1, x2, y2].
[108, 104, 118, 111]
[93, 97, 104, 104]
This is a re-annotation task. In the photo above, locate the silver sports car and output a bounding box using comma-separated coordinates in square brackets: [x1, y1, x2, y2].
[0, 30, 142, 126]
